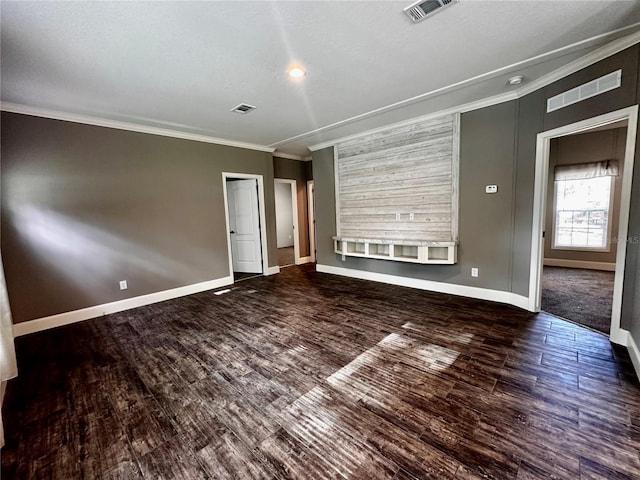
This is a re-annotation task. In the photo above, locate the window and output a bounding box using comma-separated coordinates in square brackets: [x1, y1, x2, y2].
[553, 175, 613, 250]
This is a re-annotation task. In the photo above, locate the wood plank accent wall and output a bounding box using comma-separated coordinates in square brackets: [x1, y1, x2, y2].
[335, 114, 460, 242]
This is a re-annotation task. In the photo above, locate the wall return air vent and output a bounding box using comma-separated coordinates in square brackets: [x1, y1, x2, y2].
[404, 0, 458, 23]
[546, 70, 622, 113]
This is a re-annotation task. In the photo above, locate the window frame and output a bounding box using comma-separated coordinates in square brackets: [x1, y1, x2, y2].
[551, 175, 615, 252]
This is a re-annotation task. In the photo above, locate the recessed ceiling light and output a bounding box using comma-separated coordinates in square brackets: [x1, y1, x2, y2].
[508, 75, 524, 86]
[288, 66, 307, 78]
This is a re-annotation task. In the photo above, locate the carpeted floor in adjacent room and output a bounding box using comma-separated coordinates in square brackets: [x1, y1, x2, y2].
[541, 266, 615, 335]
[277, 246, 295, 267]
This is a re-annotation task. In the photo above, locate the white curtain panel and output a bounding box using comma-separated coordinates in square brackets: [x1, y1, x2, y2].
[555, 160, 620, 181]
[0, 256, 18, 448]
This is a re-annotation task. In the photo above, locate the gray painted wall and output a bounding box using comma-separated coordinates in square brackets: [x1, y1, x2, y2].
[1, 112, 277, 324]
[543, 127, 627, 265]
[273, 157, 312, 257]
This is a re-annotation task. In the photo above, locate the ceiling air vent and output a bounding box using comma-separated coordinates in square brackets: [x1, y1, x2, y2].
[231, 103, 256, 114]
[404, 0, 457, 23]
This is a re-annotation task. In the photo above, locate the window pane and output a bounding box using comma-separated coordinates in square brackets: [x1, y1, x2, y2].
[555, 227, 573, 246]
[553, 176, 611, 249]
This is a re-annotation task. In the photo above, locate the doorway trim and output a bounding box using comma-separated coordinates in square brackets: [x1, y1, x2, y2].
[222, 172, 270, 278]
[274, 178, 300, 265]
[308, 180, 316, 263]
[528, 105, 638, 345]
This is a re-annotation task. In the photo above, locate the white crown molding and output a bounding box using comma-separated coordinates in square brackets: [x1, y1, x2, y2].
[0, 102, 275, 153]
[316, 264, 531, 311]
[273, 151, 308, 161]
[2, 29, 639, 157]
[307, 29, 640, 153]
[309, 91, 518, 152]
[12, 275, 234, 337]
[517, 28, 640, 97]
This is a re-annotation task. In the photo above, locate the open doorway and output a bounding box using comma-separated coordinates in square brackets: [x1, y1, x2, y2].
[223, 173, 269, 282]
[275, 179, 299, 268]
[540, 123, 626, 334]
[308, 180, 316, 263]
[529, 106, 638, 344]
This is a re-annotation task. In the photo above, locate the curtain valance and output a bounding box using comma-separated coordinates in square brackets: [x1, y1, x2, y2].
[554, 160, 619, 181]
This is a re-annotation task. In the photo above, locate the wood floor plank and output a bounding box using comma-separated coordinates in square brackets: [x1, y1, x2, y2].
[3, 265, 639, 480]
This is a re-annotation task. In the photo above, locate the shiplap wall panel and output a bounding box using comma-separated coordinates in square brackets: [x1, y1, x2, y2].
[336, 114, 459, 242]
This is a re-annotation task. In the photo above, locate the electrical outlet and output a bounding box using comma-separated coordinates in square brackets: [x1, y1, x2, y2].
[485, 185, 498, 194]
[409, 212, 415, 220]
[471, 268, 479, 278]
[119, 280, 128, 290]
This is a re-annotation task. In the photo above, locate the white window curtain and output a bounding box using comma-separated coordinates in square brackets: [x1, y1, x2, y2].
[0, 255, 17, 448]
[554, 160, 619, 181]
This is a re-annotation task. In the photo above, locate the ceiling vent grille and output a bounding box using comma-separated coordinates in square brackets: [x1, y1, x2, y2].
[404, 0, 457, 23]
[231, 103, 256, 114]
[546, 70, 622, 113]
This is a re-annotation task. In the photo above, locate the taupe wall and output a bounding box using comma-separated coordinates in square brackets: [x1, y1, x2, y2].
[314, 100, 518, 291]
[314, 43, 640, 338]
[1, 112, 277, 324]
[273, 157, 312, 257]
[543, 127, 627, 264]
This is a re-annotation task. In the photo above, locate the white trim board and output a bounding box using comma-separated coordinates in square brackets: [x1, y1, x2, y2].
[297, 256, 312, 265]
[309, 92, 517, 153]
[13, 275, 233, 337]
[543, 258, 616, 271]
[222, 172, 271, 277]
[627, 331, 640, 380]
[275, 178, 300, 265]
[265, 266, 281, 276]
[273, 152, 308, 161]
[307, 180, 316, 263]
[1, 102, 274, 153]
[316, 264, 530, 311]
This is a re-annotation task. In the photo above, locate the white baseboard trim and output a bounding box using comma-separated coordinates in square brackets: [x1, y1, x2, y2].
[265, 266, 280, 276]
[297, 256, 313, 265]
[13, 275, 234, 337]
[626, 330, 640, 379]
[543, 258, 616, 271]
[316, 264, 530, 311]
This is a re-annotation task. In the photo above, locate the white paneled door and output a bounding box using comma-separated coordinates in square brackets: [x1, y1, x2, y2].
[227, 179, 263, 273]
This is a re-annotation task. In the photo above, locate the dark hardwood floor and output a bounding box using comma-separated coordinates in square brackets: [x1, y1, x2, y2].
[2, 265, 639, 479]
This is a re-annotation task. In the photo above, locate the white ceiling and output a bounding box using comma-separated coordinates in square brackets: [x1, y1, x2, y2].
[2, 1, 640, 157]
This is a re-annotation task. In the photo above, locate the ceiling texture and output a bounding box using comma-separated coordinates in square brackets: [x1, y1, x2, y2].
[2, 1, 640, 157]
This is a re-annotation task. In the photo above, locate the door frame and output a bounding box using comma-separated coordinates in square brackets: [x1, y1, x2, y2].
[222, 172, 269, 277]
[274, 178, 300, 265]
[308, 180, 316, 263]
[528, 105, 638, 345]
